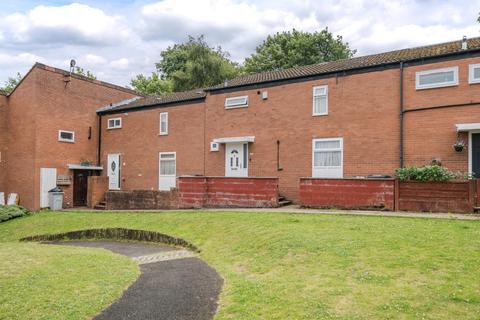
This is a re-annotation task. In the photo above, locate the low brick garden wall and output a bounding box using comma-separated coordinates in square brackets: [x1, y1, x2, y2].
[299, 178, 477, 213]
[300, 178, 395, 210]
[397, 180, 475, 213]
[105, 190, 180, 210]
[178, 176, 279, 208]
[87, 176, 108, 208]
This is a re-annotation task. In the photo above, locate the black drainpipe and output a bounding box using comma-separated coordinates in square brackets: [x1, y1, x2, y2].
[97, 114, 102, 166]
[399, 61, 404, 168]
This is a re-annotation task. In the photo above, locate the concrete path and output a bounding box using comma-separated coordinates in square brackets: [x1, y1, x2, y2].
[48, 240, 223, 320]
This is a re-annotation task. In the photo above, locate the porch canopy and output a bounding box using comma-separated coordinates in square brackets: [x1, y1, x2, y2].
[212, 136, 255, 143]
[456, 123, 480, 132]
[67, 164, 103, 170]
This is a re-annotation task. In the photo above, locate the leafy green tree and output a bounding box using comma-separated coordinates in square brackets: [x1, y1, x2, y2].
[133, 36, 241, 94]
[74, 66, 96, 80]
[130, 73, 173, 96]
[244, 28, 356, 73]
[0, 72, 22, 94]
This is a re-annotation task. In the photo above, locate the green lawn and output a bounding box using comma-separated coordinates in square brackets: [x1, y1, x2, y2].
[1, 211, 480, 319]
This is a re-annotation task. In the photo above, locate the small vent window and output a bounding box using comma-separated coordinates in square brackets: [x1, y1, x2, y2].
[58, 130, 75, 143]
[225, 96, 248, 109]
[107, 118, 122, 129]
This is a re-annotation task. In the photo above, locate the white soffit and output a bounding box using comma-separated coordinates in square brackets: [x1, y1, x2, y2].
[213, 136, 255, 143]
[456, 123, 480, 132]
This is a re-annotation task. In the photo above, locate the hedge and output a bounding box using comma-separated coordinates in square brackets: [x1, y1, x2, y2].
[0, 205, 30, 223]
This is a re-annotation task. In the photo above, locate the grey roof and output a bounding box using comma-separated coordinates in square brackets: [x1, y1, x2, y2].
[209, 37, 480, 90]
[97, 90, 206, 114]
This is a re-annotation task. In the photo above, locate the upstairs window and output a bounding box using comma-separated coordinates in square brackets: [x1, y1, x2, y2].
[107, 117, 122, 129]
[415, 67, 458, 90]
[160, 112, 168, 135]
[313, 85, 328, 116]
[58, 130, 75, 143]
[469, 64, 480, 84]
[225, 96, 248, 109]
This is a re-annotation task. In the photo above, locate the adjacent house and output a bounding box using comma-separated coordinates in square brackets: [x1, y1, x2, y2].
[97, 37, 480, 203]
[0, 63, 139, 210]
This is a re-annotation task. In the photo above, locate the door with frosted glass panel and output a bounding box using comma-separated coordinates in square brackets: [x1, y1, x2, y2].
[159, 152, 176, 190]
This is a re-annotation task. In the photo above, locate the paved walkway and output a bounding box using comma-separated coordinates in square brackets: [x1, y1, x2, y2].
[69, 205, 480, 221]
[48, 240, 223, 320]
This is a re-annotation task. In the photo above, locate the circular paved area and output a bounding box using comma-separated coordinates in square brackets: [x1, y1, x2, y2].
[48, 240, 223, 320]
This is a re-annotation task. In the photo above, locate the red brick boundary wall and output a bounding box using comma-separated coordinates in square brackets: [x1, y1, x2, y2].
[178, 176, 279, 208]
[105, 190, 180, 210]
[396, 180, 476, 213]
[87, 176, 108, 208]
[300, 178, 477, 213]
[300, 178, 395, 211]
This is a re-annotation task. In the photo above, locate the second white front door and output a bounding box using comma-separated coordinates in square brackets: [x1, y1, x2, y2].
[225, 143, 248, 177]
[159, 152, 176, 190]
[107, 154, 121, 190]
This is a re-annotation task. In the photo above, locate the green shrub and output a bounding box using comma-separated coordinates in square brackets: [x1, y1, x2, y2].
[395, 165, 459, 182]
[0, 205, 29, 223]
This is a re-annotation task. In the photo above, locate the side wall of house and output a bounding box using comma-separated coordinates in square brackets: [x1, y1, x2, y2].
[403, 56, 480, 171]
[0, 94, 8, 193]
[100, 102, 205, 191]
[4, 71, 39, 208]
[30, 67, 137, 209]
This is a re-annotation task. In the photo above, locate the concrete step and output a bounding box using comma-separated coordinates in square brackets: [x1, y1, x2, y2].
[94, 203, 106, 210]
[279, 200, 292, 206]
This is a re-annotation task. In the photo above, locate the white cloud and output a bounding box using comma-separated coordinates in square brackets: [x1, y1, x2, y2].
[0, 0, 479, 87]
[0, 3, 131, 46]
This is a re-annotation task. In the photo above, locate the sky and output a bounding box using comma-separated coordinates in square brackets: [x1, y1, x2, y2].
[0, 0, 479, 87]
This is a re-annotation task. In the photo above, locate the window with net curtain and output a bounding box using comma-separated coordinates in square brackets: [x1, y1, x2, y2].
[160, 112, 168, 135]
[313, 139, 341, 167]
[313, 85, 328, 116]
[160, 153, 175, 175]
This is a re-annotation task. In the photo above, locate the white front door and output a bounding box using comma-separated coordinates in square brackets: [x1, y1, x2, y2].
[225, 143, 248, 177]
[159, 152, 176, 190]
[107, 154, 121, 190]
[40, 168, 57, 208]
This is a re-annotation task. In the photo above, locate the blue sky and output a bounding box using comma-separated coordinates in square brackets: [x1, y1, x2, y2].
[1, 0, 479, 87]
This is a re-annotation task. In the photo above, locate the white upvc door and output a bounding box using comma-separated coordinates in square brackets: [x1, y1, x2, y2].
[225, 143, 248, 177]
[40, 168, 57, 208]
[107, 154, 121, 190]
[159, 152, 176, 190]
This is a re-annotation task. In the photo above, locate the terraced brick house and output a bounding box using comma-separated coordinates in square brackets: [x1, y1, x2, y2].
[97, 37, 480, 203]
[3, 37, 480, 210]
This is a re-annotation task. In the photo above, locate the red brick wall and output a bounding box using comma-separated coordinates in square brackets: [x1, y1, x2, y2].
[299, 178, 395, 210]
[0, 94, 7, 192]
[178, 176, 279, 208]
[403, 57, 480, 171]
[99, 102, 205, 190]
[397, 180, 475, 213]
[87, 176, 108, 208]
[105, 190, 179, 210]
[4, 65, 137, 210]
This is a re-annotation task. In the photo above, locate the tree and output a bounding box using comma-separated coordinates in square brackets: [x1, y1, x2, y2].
[132, 35, 241, 94]
[0, 72, 22, 94]
[74, 66, 96, 80]
[130, 73, 173, 96]
[244, 28, 356, 73]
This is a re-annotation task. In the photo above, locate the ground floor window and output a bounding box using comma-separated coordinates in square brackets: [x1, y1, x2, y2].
[312, 137, 343, 178]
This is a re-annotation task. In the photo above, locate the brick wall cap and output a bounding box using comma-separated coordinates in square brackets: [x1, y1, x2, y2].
[300, 177, 396, 181]
[178, 175, 279, 180]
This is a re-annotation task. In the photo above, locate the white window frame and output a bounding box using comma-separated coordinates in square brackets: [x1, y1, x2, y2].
[107, 117, 122, 129]
[225, 95, 248, 109]
[159, 112, 168, 136]
[58, 130, 75, 143]
[312, 85, 328, 116]
[415, 66, 458, 90]
[469, 63, 480, 84]
[312, 137, 343, 178]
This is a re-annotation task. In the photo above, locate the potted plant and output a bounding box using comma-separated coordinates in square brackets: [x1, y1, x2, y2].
[80, 159, 92, 166]
[453, 140, 467, 152]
